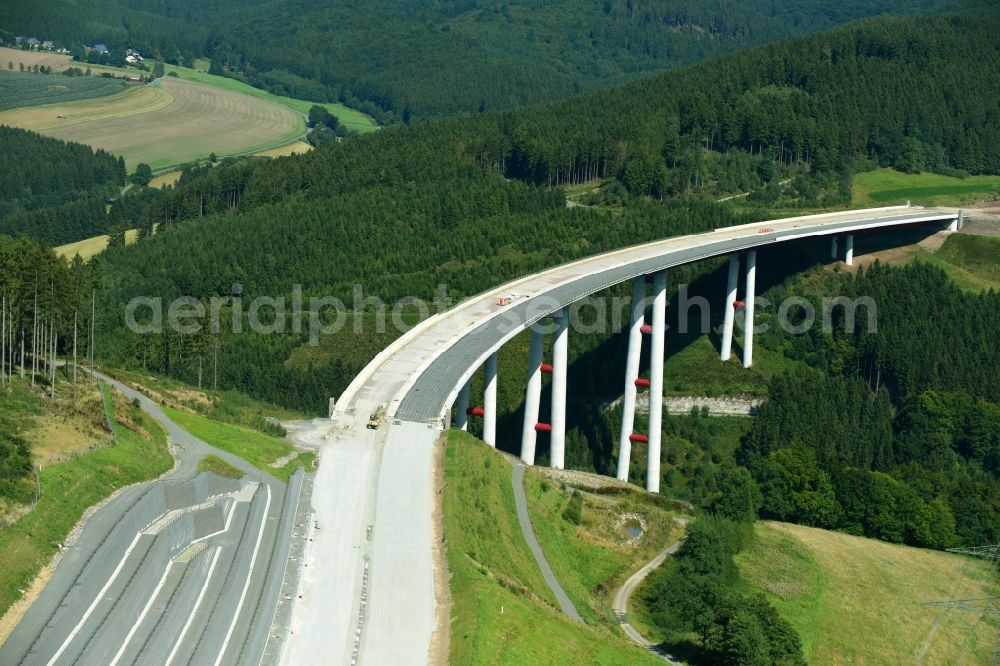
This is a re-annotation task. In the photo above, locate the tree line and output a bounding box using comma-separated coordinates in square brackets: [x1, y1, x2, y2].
[733, 262, 1000, 548]
[641, 516, 804, 665]
[0, 126, 127, 245]
[125, 15, 1000, 233]
[4, 1, 994, 122]
[0, 235, 103, 506]
[89, 15, 1000, 417]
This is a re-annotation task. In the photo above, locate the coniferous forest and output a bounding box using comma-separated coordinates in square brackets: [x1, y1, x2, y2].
[1, 6, 999, 662]
[2, 0, 995, 120]
[70, 16, 1000, 559]
[0, 126, 126, 245]
[1, 13, 998, 552]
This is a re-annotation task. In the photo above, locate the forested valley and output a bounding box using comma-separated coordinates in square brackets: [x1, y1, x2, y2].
[80, 13, 1000, 545]
[78, 15, 999, 406]
[2, 0, 994, 121]
[3, 15, 998, 555]
[1, 9, 998, 662]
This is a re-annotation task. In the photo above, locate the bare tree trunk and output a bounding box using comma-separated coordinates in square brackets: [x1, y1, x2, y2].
[89, 288, 95, 368]
[213, 339, 218, 390]
[1, 291, 6, 387]
[73, 310, 78, 384]
[49, 320, 56, 399]
[31, 289, 37, 387]
[20, 328, 25, 379]
[198, 355, 203, 391]
[39, 316, 45, 379]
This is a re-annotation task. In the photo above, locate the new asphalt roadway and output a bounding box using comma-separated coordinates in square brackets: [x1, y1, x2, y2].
[0, 374, 302, 666]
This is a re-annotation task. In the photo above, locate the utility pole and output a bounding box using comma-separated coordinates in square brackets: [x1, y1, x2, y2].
[920, 544, 1000, 665]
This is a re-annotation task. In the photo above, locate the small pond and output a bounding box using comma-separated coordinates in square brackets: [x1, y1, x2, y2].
[624, 520, 644, 539]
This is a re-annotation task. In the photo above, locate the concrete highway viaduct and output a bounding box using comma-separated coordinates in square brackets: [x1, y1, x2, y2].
[281, 205, 962, 665]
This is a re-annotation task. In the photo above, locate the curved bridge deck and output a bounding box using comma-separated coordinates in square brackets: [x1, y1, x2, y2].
[281, 205, 958, 666]
[341, 205, 956, 424]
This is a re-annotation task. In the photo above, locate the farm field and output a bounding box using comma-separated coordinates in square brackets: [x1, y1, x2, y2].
[0, 82, 169, 128]
[254, 140, 313, 158]
[0, 77, 305, 170]
[0, 46, 71, 70]
[736, 521, 1000, 665]
[54, 228, 139, 261]
[62, 60, 374, 132]
[0, 70, 130, 110]
[161, 63, 377, 132]
[853, 168, 1000, 206]
[148, 170, 182, 189]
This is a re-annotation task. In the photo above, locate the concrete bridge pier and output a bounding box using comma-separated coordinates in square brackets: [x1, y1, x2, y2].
[484, 352, 498, 446]
[742, 250, 757, 369]
[719, 255, 739, 362]
[845, 234, 854, 266]
[520, 327, 545, 465]
[454, 379, 472, 431]
[646, 271, 666, 493]
[617, 278, 647, 481]
[550, 310, 569, 469]
[951, 210, 964, 231]
[831, 235, 839, 258]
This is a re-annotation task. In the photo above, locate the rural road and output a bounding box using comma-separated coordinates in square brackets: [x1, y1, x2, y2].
[0, 373, 302, 666]
[511, 461, 583, 622]
[612, 516, 689, 664]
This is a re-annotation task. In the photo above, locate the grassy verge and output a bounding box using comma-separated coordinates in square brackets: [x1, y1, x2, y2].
[522, 469, 683, 626]
[0, 382, 172, 618]
[443, 431, 663, 665]
[833, 228, 1000, 293]
[103, 366, 306, 432]
[934, 233, 1000, 290]
[853, 168, 1000, 207]
[736, 521, 1000, 664]
[197, 455, 244, 479]
[161, 406, 302, 482]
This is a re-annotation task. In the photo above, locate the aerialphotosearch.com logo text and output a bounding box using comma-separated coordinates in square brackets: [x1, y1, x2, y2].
[124, 283, 877, 345]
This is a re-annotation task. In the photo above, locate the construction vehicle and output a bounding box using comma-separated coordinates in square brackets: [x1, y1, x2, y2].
[367, 405, 385, 430]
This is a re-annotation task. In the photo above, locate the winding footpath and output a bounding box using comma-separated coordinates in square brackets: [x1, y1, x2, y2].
[612, 517, 689, 664]
[510, 461, 583, 622]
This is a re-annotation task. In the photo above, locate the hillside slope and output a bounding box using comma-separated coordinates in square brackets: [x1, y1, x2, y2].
[442, 430, 663, 664]
[737, 521, 1000, 664]
[2, 0, 995, 119]
[93, 15, 1000, 413]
